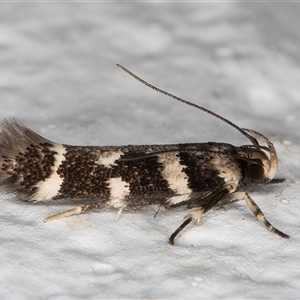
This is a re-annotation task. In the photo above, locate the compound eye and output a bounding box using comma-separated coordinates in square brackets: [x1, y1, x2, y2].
[245, 164, 265, 182]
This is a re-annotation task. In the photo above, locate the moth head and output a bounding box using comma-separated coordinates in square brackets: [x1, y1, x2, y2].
[238, 128, 278, 183]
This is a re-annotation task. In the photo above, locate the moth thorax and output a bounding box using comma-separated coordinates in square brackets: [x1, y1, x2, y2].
[240, 148, 271, 183]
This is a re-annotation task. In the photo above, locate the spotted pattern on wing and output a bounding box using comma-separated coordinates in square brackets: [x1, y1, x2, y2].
[56, 146, 176, 206]
[1, 142, 57, 197]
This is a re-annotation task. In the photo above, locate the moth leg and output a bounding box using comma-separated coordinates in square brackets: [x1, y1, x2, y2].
[169, 217, 192, 245]
[169, 208, 204, 245]
[269, 178, 285, 184]
[44, 202, 106, 222]
[185, 208, 204, 225]
[154, 205, 162, 219]
[231, 191, 289, 239]
[115, 207, 124, 221]
[213, 198, 240, 209]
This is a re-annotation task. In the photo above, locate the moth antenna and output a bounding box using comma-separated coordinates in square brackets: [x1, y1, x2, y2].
[117, 64, 259, 147]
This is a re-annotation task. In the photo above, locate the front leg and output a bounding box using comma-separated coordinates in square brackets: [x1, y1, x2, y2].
[230, 191, 289, 239]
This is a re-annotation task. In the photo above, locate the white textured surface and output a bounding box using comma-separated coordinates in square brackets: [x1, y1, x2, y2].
[1, 3, 300, 299]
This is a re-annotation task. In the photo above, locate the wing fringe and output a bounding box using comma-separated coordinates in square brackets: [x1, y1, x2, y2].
[0, 119, 53, 186]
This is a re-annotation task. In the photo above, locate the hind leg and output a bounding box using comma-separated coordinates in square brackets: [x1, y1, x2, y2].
[44, 202, 107, 222]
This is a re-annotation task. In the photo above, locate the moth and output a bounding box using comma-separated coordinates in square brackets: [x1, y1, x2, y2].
[0, 64, 289, 245]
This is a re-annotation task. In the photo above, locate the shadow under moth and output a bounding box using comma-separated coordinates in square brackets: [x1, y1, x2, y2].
[0, 64, 289, 245]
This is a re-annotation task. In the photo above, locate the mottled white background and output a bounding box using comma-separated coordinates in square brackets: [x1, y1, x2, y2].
[1, 2, 300, 299]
